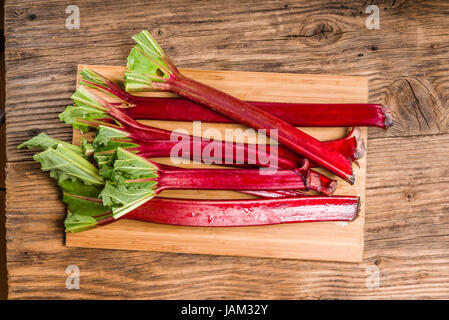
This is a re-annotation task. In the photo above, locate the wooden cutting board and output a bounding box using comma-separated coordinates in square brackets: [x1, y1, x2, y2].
[66, 65, 367, 262]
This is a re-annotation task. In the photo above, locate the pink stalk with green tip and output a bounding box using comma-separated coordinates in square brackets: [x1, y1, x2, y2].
[124, 31, 357, 183]
[81, 67, 392, 129]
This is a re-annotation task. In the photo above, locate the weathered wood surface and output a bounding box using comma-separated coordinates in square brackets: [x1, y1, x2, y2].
[4, 0, 449, 298]
[1, 1, 7, 299]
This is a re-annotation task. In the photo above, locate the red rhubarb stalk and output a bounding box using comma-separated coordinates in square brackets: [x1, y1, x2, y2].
[132, 127, 365, 164]
[81, 67, 392, 129]
[152, 166, 309, 192]
[239, 189, 309, 198]
[68, 86, 305, 169]
[155, 163, 336, 197]
[125, 31, 355, 183]
[68, 87, 363, 170]
[125, 196, 360, 226]
[101, 148, 314, 218]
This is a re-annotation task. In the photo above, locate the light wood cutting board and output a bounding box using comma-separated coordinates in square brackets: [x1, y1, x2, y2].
[66, 65, 368, 262]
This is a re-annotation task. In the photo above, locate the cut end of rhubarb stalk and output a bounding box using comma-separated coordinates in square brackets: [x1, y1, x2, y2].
[308, 170, 338, 196]
[346, 173, 356, 185]
[295, 159, 310, 178]
[349, 196, 362, 222]
[326, 180, 338, 196]
[350, 127, 366, 160]
[382, 105, 394, 129]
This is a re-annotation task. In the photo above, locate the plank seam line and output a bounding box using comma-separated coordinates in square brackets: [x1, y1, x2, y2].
[367, 131, 449, 141]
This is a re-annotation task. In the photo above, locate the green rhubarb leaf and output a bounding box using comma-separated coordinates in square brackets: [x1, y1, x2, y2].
[19, 133, 117, 233]
[17, 132, 84, 156]
[71, 85, 108, 112]
[80, 67, 108, 88]
[94, 153, 115, 180]
[61, 86, 122, 132]
[60, 179, 109, 218]
[59, 105, 110, 133]
[125, 30, 173, 92]
[82, 139, 94, 156]
[92, 125, 139, 181]
[99, 148, 159, 219]
[64, 211, 99, 233]
[80, 67, 134, 104]
[93, 126, 138, 156]
[63, 193, 110, 217]
[100, 182, 156, 219]
[58, 179, 103, 198]
[33, 144, 104, 186]
[58, 176, 113, 233]
[94, 125, 131, 146]
[109, 147, 159, 182]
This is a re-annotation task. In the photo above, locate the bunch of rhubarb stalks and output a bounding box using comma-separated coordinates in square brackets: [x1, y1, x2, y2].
[19, 31, 392, 232]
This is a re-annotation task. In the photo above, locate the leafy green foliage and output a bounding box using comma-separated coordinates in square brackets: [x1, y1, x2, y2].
[19, 133, 114, 232]
[125, 30, 173, 92]
[59, 105, 110, 133]
[80, 67, 108, 87]
[94, 154, 115, 180]
[59, 170, 112, 233]
[60, 179, 110, 224]
[71, 85, 108, 112]
[64, 212, 99, 233]
[93, 125, 137, 153]
[33, 144, 104, 186]
[58, 86, 112, 132]
[18, 132, 84, 156]
[100, 148, 159, 219]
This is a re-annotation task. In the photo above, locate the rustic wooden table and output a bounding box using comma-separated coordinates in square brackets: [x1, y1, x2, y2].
[4, 0, 449, 299]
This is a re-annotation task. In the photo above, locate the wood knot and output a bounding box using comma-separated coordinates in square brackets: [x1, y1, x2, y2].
[385, 77, 446, 136]
[14, 9, 25, 17]
[405, 192, 415, 202]
[151, 27, 168, 40]
[298, 20, 342, 47]
[418, 272, 428, 279]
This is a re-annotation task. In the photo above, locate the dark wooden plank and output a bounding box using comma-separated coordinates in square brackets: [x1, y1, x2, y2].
[6, 134, 449, 299]
[5, 0, 449, 162]
[1, 0, 8, 299]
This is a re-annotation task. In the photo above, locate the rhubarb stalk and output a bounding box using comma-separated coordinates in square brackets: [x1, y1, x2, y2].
[81, 67, 392, 129]
[125, 30, 355, 183]
[100, 148, 313, 218]
[126, 196, 360, 227]
[19, 134, 355, 232]
[63, 86, 364, 168]
[62, 86, 307, 169]
[91, 124, 362, 170]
